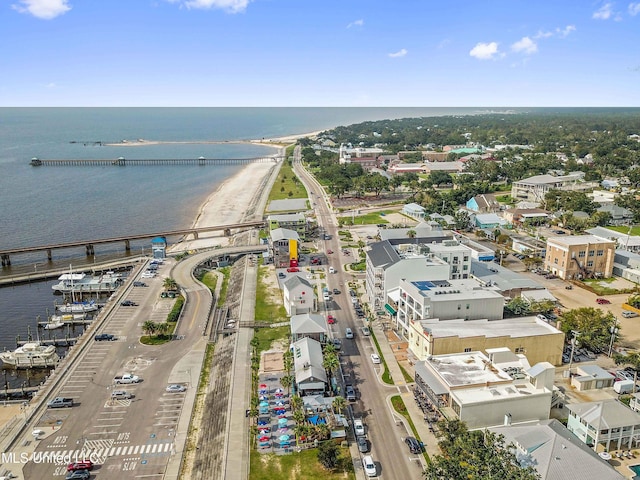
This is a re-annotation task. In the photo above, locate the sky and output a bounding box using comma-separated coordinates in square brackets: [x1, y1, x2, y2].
[2, 0, 640, 107]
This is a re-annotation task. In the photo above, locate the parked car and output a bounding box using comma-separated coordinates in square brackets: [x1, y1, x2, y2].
[111, 390, 134, 400]
[65, 470, 90, 480]
[166, 384, 187, 393]
[94, 333, 116, 341]
[345, 327, 354, 339]
[333, 288, 341, 295]
[361, 326, 371, 336]
[133, 281, 147, 287]
[120, 300, 138, 306]
[326, 249, 333, 254]
[371, 353, 381, 364]
[357, 435, 369, 453]
[596, 298, 611, 305]
[286, 267, 299, 273]
[67, 461, 93, 472]
[354, 419, 365, 436]
[278, 272, 286, 279]
[536, 314, 549, 322]
[362, 456, 376, 477]
[405, 436, 423, 454]
[623, 311, 639, 318]
[327, 315, 336, 324]
[345, 385, 356, 401]
[349, 289, 357, 297]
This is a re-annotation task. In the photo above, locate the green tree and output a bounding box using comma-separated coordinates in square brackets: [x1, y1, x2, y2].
[142, 320, 157, 336]
[317, 441, 340, 470]
[613, 351, 640, 394]
[332, 396, 346, 415]
[280, 374, 294, 395]
[558, 307, 618, 353]
[163, 277, 178, 291]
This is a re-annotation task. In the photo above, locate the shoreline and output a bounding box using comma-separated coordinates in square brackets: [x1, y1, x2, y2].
[170, 148, 284, 252]
[104, 130, 324, 148]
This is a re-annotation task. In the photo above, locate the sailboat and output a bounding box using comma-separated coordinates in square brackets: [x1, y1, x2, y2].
[54, 265, 100, 313]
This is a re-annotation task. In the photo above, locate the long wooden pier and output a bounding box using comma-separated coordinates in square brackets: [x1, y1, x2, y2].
[30, 156, 282, 167]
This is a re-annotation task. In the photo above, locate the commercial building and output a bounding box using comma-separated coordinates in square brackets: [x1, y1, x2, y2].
[544, 235, 615, 280]
[270, 228, 300, 268]
[511, 172, 597, 203]
[414, 350, 554, 429]
[268, 212, 308, 239]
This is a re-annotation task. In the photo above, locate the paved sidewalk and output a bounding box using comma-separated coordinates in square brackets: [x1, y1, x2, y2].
[370, 317, 441, 464]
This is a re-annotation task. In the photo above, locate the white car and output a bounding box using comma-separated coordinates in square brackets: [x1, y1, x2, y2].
[362, 455, 376, 477]
[623, 311, 639, 318]
[371, 353, 381, 364]
[354, 418, 365, 436]
[166, 384, 187, 393]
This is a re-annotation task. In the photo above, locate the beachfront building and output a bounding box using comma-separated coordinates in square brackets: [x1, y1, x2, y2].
[407, 313, 564, 366]
[544, 235, 616, 280]
[292, 337, 327, 396]
[511, 172, 598, 203]
[566, 400, 640, 452]
[290, 313, 328, 344]
[282, 276, 316, 316]
[414, 350, 554, 429]
[489, 420, 625, 480]
[268, 213, 308, 239]
[270, 228, 300, 268]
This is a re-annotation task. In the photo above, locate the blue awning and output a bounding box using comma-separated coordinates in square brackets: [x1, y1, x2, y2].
[384, 303, 397, 315]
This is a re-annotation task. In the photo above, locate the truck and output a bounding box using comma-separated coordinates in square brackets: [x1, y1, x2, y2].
[114, 373, 141, 384]
[47, 397, 74, 408]
[614, 379, 636, 395]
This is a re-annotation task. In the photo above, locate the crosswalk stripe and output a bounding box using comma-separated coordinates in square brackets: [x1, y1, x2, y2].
[133, 445, 139, 454]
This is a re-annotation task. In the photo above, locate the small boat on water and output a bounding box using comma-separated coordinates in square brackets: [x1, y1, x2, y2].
[0, 342, 60, 368]
[56, 300, 98, 313]
[42, 313, 85, 329]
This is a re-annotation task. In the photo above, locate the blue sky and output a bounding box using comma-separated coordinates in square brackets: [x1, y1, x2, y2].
[2, 0, 640, 106]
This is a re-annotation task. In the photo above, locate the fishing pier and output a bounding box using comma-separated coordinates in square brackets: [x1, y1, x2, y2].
[29, 155, 282, 167]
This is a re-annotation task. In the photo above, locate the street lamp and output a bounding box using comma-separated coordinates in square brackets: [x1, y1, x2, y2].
[567, 330, 580, 375]
[609, 321, 620, 357]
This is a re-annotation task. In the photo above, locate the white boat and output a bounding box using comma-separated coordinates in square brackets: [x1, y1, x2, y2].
[0, 342, 60, 368]
[56, 300, 98, 313]
[43, 318, 64, 330]
[52, 271, 125, 294]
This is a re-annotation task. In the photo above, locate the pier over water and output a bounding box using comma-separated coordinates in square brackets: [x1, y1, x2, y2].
[30, 156, 281, 167]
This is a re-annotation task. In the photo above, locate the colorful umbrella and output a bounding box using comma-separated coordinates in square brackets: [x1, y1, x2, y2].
[259, 384, 267, 389]
[259, 435, 269, 442]
[279, 434, 290, 442]
[259, 401, 269, 407]
[278, 418, 288, 425]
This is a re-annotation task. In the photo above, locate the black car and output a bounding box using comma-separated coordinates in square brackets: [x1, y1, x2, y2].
[120, 300, 138, 306]
[357, 435, 369, 453]
[349, 289, 357, 297]
[405, 436, 423, 454]
[333, 288, 340, 295]
[133, 281, 147, 287]
[65, 469, 90, 480]
[94, 333, 116, 341]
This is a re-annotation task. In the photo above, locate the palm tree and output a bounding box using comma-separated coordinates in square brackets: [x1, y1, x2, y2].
[280, 374, 294, 396]
[142, 320, 157, 336]
[315, 423, 331, 441]
[283, 349, 294, 374]
[322, 352, 340, 390]
[163, 277, 178, 291]
[332, 396, 346, 415]
[406, 229, 417, 239]
[290, 394, 303, 413]
[156, 322, 171, 338]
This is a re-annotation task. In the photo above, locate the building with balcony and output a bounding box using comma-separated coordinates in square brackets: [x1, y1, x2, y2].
[268, 212, 308, 239]
[283, 275, 316, 316]
[544, 235, 615, 280]
[290, 313, 328, 344]
[511, 172, 598, 203]
[567, 400, 640, 451]
[270, 228, 300, 268]
[292, 337, 328, 396]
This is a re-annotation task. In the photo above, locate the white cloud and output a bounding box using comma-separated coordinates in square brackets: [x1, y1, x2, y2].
[469, 42, 499, 60]
[534, 30, 554, 39]
[557, 25, 576, 37]
[347, 19, 364, 28]
[11, 0, 71, 19]
[511, 36, 538, 54]
[593, 2, 614, 19]
[534, 25, 576, 39]
[388, 48, 407, 58]
[629, 2, 640, 15]
[174, 0, 251, 13]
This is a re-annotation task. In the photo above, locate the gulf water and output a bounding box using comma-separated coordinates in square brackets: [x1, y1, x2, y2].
[0, 107, 511, 385]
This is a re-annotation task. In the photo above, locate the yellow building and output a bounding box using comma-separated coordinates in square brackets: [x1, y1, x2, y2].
[544, 235, 615, 280]
[408, 316, 564, 366]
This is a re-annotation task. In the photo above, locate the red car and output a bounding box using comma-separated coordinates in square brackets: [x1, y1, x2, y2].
[596, 298, 611, 305]
[327, 315, 336, 324]
[286, 267, 299, 273]
[327, 249, 333, 254]
[67, 461, 93, 471]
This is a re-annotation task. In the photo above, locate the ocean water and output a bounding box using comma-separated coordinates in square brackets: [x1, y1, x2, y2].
[0, 107, 513, 381]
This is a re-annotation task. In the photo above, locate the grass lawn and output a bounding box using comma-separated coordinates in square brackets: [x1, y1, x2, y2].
[350, 211, 393, 225]
[249, 448, 354, 480]
[267, 160, 308, 202]
[255, 266, 288, 323]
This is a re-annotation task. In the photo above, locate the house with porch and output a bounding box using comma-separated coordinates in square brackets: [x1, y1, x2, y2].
[290, 313, 328, 343]
[283, 276, 316, 316]
[292, 337, 328, 396]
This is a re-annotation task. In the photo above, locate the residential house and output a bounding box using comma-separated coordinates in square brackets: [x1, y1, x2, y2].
[473, 213, 507, 229]
[466, 194, 500, 213]
[544, 235, 616, 280]
[282, 276, 316, 316]
[292, 337, 328, 396]
[414, 350, 554, 429]
[268, 213, 308, 239]
[597, 204, 634, 226]
[567, 400, 640, 451]
[503, 208, 549, 226]
[402, 203, 426, 220]
[290, 313, 328, 344]
[489, 419, 625, 480]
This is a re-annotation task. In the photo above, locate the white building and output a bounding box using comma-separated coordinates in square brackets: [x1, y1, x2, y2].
[282, 276, 316, 316]
[414, 350, 554, 429]
[292, 337, 327, 396]
[567, 400, 640, 451]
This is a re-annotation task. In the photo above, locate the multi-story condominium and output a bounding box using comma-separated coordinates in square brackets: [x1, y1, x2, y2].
[511, 172, 597, 203]
[544, 235, 615, 280]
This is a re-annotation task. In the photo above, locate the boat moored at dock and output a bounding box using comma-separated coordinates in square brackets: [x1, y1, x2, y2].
[56, 300, 99, 313]
[52, 271, 125, 295]
[0, 342, 60, 368]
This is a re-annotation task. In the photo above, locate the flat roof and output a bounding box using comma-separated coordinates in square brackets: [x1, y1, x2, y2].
[452, 381, 545, 405]
[547, 235, 615, 247]
[427, 352, 512, 388]
[419, 316, 561, 340]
